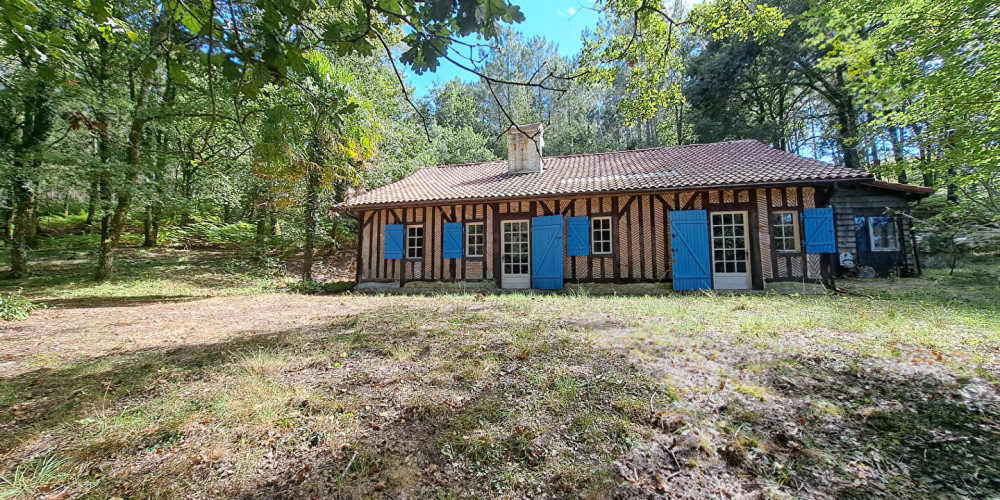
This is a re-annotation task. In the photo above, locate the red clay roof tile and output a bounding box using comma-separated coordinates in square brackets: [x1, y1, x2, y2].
[343, 140, 872, 208]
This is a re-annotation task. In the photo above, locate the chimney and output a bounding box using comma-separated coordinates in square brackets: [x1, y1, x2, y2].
[506, 123, 544, 174]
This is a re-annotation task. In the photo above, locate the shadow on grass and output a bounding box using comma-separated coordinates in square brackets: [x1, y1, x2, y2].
[0, 311, 638, 499]
[722, 354, 1000, 499]
[37, 295, 204, 309]
[2, 303, 999, 499]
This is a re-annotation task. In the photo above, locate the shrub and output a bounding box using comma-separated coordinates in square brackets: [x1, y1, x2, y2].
[159, 220, 257, 249]
[0, 292, 41, 321]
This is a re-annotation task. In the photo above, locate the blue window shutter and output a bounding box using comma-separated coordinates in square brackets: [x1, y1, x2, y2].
[384, 224, 404, 260]
[566, 217, 590, 256]
[531, 215, 565, 289]
[803, 207, 836, 254]
[442, 222, 463, 259]
[669, 210, 711, 291]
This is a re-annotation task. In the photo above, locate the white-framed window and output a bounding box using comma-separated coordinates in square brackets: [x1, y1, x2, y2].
[868, 216, 899, 252]
[591, 216, 613, 254]
[406, 225, 424, 259]
[466, 222, 484, 257]
[770, 211, 800, 253]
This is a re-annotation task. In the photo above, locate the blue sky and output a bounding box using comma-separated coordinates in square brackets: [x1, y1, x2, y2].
[404, 0, 601, 99]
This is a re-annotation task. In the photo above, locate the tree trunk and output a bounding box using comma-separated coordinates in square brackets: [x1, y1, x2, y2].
[888, 126, 908, 184]
[7, 74, 53, 276]
[9, 178, 34, 278]
[2, 202, 12, 241]
[143, 206, 155, 247]
[95, 13, 167, 281]
[270, 215, 280, 236]
[302, 168, 320, 281]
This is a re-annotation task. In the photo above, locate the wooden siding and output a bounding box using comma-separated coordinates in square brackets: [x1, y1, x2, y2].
[828, 185, 920, 277]
[356, 187, 804, 288]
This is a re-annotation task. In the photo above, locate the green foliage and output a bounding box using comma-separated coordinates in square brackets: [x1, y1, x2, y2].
[812, 0, 1000, 207]
[0, 292, 40, 321]
[159, 220, 258, 249]
[914, 194, 1000, 272]
[581, 0, 788, 125]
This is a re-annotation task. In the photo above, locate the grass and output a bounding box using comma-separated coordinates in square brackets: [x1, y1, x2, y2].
[0, 236, 998, 498]
[0, 241, 285, 307]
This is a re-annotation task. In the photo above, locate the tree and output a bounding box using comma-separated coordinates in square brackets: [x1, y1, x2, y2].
[254, 52, 372, 281]
[814, 0, 1000, 213]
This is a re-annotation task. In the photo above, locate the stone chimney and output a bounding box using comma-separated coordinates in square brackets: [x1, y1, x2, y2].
[506, 123, 544, 174]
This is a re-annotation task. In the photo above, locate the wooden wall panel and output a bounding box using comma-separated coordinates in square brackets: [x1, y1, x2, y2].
[640, 196, 653, 279]
[485, 204, 494, 281]
[785, 188, 797, 207]
[355, 185, 836, 286]
[770, 188, 783, 207]
[802, 188, 821, 279]
[756, 189, 773, 280]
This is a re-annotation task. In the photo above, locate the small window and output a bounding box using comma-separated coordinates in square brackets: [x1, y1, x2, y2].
[406, 226, 424, 259]
[770, 211, 800, 253]
[466, 222, 484, 257]
[591, 217, 613, 254]
[868, 216, 899, 252]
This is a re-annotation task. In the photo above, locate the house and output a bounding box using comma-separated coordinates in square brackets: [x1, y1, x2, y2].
[339, 124, 932, 291]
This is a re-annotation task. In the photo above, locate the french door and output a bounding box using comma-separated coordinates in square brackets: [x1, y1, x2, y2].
[501, 220, 531, 289]
[710, 211, 750, 290]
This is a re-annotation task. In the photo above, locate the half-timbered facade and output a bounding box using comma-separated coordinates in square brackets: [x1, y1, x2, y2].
[340, 124, 930, 291]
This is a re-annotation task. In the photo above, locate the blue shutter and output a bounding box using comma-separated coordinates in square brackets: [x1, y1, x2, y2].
[531, 215, 564, 289]
[803, 207, 836, 254]
[566, 216, 590, 256]
[669, 210, 711, 291]
[442, 222, 463, 259]
[384, 224, 404, 260]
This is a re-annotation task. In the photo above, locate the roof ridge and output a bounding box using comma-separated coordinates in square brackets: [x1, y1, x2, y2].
[542, 139, 766, 161]
[425, 139, 768, 170]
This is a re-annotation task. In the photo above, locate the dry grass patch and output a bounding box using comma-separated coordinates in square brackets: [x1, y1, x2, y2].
[1, 251, 998, 499]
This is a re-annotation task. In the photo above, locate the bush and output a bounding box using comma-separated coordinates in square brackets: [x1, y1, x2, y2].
[0, 292, 41, 321]
[159, 220, 258, 249]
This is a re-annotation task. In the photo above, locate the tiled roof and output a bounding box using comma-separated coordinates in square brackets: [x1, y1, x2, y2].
[343, 140, 872, 208]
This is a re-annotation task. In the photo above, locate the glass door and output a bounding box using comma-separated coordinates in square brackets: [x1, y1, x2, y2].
[502, 220, 531, 289]
[710, 211, 750, 290]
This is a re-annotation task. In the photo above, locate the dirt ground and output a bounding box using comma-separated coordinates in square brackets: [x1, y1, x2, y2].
[1, 250, 999, 499]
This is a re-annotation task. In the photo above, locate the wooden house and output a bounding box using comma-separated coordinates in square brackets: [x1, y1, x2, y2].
[339, 124, 932, 291]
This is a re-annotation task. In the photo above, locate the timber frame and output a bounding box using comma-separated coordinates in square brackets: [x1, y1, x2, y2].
[350, 185, 841, 290]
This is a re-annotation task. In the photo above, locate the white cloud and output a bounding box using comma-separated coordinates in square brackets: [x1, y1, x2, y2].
[557, 6, 579, 18]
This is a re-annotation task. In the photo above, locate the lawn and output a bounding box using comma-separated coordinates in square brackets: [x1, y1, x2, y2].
[1, 245, 998, 499]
